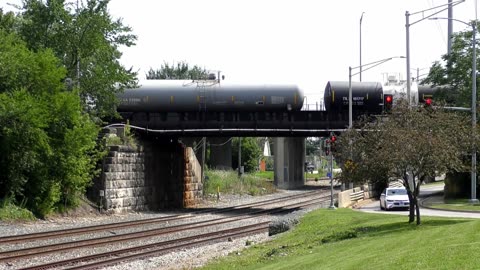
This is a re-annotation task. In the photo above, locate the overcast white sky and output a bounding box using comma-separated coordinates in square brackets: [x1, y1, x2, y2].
[2, 0, 479, 101]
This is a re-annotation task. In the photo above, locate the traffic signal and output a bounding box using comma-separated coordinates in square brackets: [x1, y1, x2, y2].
[329, 133, 337, 153]
[324, 139, 330, 156]
[425, 98, 432, 107]
[330, 134, 336, 143]
[384, 94, 393, 113]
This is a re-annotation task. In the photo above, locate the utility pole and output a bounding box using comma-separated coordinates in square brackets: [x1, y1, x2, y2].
[328, 141, 335, 209]
[238, 138, 242, 177]
[405, 0, 465, 105]
[448, 0, 453, 55]
[360, 12, 365, 82]
[76, 0, 80, 89]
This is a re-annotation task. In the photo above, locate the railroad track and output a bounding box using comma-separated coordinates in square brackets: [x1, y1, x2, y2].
[0, 189, 322, 244]
[2, 190, 333, 269]
[21, 222, 270, 270]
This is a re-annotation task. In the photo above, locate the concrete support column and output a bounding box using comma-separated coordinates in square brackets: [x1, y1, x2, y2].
[273, 137, 305, 189]
[209, 137, 232, 170]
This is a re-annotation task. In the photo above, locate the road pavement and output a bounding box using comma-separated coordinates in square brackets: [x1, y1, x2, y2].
[358, 184, 480, 219]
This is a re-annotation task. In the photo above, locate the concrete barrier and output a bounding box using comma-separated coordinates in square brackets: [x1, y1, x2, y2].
[338, 185, 372, 208]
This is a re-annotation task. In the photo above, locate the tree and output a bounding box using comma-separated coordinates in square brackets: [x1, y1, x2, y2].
[423, 21, 479, 107]
[146, 61, 210, 80]
[306, 137, 321, 156]
[232, 137, 262, 173]
[16, 0, 138, 118]
[0, 29, 99, 217]
[422, 20, 480, 198]
[336, 101, 471, 224]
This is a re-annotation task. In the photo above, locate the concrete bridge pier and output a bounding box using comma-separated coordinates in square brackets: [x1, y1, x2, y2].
[273, 137, 305, 189]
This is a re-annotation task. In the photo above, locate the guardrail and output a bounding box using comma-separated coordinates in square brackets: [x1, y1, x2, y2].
[349, 190, 364, 201]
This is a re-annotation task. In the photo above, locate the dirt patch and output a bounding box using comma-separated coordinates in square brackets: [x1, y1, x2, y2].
[47, 197, 102, 220]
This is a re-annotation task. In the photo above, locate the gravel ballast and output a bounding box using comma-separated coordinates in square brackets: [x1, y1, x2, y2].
[0, 186, 332, 270]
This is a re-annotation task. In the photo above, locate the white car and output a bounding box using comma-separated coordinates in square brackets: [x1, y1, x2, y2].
[380, 187, 410, 211]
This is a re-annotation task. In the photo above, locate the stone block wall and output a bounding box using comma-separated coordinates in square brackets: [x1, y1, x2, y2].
[101, 145, 150, 212]
[183, 147, 203, 207]
[91, 136, 204, 213]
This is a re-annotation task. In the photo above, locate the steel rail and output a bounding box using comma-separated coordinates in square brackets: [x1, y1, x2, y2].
[0, 190, 322, 244]
[24, 196, 328, 270]
[0, 194, 331, 262]
[20, 222, 270, 270]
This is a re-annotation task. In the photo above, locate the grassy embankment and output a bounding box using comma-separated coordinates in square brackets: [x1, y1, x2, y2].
[422, 180, 480, 211]
[204, 170, 276, 196]
[202, 208, 480, 270]
[0, 198, 35, 221]
[427, 199, 480, 211]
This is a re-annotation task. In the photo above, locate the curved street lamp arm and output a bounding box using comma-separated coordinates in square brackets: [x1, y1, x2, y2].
[429, 17, 472, 26]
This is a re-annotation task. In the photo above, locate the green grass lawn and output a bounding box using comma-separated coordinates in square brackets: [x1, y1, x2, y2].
[254, 171, 274, 180]
[427, 199, 480, 212]
[201, 209, 480, 270]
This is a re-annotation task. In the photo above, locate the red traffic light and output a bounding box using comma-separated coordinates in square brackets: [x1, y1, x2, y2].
[385, 95, 393, 104]
[384, 94, 393, 113]
[425, 98, 432, 106]
[331, 135, 336, 143]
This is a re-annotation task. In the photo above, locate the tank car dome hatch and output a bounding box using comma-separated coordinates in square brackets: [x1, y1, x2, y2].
[324, 81, 383, 115]
[117, 80, 304, 112]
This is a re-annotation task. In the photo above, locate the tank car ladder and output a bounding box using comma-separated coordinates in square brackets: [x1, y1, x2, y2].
[198, 83, 207, 111]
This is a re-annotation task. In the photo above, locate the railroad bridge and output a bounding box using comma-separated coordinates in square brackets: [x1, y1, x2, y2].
[91, 110, 353, 213]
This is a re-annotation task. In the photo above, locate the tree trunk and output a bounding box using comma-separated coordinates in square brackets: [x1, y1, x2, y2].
[415, 181, 421, 225]
[408, 196, 415, 223]
[404, 176, 415, 223]
[415, 198, 421, 225]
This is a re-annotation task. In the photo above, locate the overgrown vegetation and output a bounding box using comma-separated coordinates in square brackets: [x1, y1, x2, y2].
[105, 121, 138, 149]
[0, 197, 35, 221]
[204, 170, 276, 196]
[253, 171, 274, 180]
[146, 61, 210, 80]
[0, 1, 137, 217]
[232, 137, 262, 173]
[201, 209, 480, 270]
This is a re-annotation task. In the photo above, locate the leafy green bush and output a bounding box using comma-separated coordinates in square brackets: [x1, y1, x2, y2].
[0, 29, 102, 217]
[0, 197, 35, 221]
[231, 138, 262, 173]
[0, 90, 100, 217]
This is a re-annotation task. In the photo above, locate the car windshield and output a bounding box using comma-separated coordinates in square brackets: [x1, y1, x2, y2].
[387, 189, 407, 196]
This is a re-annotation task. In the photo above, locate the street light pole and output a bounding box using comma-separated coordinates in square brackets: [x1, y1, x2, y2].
[406, 11, 411, 104]
[471, 21, 478, 203]
[349, 66, 353, 129]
